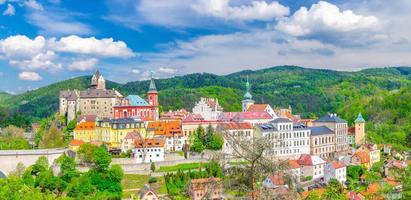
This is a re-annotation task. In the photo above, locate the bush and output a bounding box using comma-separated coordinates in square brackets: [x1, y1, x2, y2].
[304, 176, 313, 181]
[148, 177, 158, 184]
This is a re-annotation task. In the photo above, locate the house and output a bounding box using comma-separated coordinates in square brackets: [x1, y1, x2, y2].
[351, 151, 371, 169]
[133, 138, 165, 163]
[298, 154, 326, 181]
[357, 144, 380, 166]
[232, 111, 274, 126]
[287, 160, 301, 182]
[324, 161, 346, 185]
[192, 97, 223, 121]
[309, 126, 335, 160]
[181, 114, 219, 139]
[262, 173, 285, 189]
[347, 127, 355, 147]
[73, 121, 97, 143]
[121, 131, 140, 152]
[188, 178, 223, 200]
[216, 122, 254, 156]
[147, 120, 186, 151]
[313, 114, 350, 155]
[257, 119, 311, 160]
[139, 185, 159, 200]
[246, 104, 278, 119]
[69, 139, 85, 151]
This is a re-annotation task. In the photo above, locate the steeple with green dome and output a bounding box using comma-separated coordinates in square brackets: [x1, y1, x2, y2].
[242, 76, 254, 111]
[355, 113, 365, 123]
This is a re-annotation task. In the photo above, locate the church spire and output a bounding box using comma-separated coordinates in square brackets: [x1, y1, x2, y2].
[243, 75, 252, 100]
[148, 71, 157, 92]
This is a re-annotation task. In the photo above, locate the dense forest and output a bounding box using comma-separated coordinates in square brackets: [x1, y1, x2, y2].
[1, 66, 411, 149]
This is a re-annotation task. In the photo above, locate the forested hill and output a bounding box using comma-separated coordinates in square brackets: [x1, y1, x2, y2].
[1, 66, 411, 148]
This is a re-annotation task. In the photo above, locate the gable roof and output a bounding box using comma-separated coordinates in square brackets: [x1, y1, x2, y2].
[125, 95, 149, 106]
[330, 161, 346, 169]
[247, 104, 269, 112]
[147, 121, 182, 137]
[235, 111, 272, 120]
[353, 151, 370, 164]
[218, 122, 253, 130]
[288, 160, 300, 169]
[124, 131, 140, 140]
[267, 173, 285, 186]
[298, 154, 325, 166]
[218, 112, 239, 122]
[69, 139, 85, 146]
[310, 126, 334, 136]
[134, 138, 165, 148]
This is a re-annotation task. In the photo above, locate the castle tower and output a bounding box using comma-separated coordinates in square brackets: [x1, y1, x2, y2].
[242, 76, 254, 112]
[354, 113, 366, 146]
[90, 69, 106, 89]
[147, 72, 159, 119]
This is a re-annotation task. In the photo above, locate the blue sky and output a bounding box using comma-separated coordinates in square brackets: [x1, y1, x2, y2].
[0, 0, 411, 94]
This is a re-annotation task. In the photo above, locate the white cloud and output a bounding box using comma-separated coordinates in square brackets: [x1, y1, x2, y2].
[193, 0, 289, 21]
[276, 1, 382, 46]
[68, 58, 98, 71]
[18, 71, 43, 81]
[53, 35, 135, 58]
[27, 10, 93, 36]
[0, 35, 135, 73]
[131, 69, 140, 74]
[3, 4, 15, 16]
[24, 0, 44, 11]
[157, 67, 177, 74]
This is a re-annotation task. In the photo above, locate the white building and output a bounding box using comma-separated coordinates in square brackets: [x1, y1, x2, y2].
[216, 122, 254, 156]
[314, 114, 349, 155]
[288, 160, 301, 182]
[298, 154, 326, 181]
[324, 161, 347, 185]
[192, 97, 223, 121]
[257, 118, 311, 160]
[133, 138, 165, 163]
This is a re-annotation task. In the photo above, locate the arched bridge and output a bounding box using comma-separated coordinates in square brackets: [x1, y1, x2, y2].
[0, 148, 67, 176]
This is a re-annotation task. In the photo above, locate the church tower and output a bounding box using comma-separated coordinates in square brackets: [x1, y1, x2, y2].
[242, 76, 254, 112]
[147, 72, 159, 119]
[90, 69, 106, 89]
[354, 113, 366, 146]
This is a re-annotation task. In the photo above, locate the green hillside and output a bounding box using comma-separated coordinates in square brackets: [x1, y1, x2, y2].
[1, 66, 411, 149]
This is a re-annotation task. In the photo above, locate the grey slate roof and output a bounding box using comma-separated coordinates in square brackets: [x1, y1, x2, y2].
[309, 126, 334, 136]
[315, 114, 347, 123]
[270, 118, 292, 123]
[258, 123, 278, 131]
[79, 89, 119, 98]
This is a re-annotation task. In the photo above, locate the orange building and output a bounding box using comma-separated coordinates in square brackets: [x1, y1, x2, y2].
[73, 121, 97, 143]
[147, 120, 186, 151]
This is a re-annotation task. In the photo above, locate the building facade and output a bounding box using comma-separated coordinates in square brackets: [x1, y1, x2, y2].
[216, 122, 254, 156]
[147, 120, 186, 151]
[314, 114, 350, 154]
[324, 161, 346, 185]
[192, 97, 223, 121]
[354, 113, 366, 146]
[133, 138, 165, 163]
[298, 154, 326, 181]
[113, 74, 159, 120]
[309, 126, 335, 160]
[60, 70, 123, 121]
[257, 118, 311, 160]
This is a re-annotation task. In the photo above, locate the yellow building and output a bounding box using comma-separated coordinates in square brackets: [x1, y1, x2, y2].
[73, 117, 146, 149]
[96, 118, 146, 149]
[73, 121, 97, 142]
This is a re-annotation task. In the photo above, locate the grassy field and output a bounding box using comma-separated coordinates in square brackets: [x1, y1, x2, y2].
[157, 162, 205, 172]
[122, 174, 167, 198]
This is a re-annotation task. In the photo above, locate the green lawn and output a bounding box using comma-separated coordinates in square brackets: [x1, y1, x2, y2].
[157, 162, 205, 172]
[122, 174, 167, 198]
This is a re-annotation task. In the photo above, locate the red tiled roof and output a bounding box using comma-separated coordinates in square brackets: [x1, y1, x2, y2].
[69, 139, 85, 146]
[331, 161, 346, 169]
[218, 112, 239, 122]
[236, 111, 272, 120]
[268, 173, 285, 186]
[247, 104, 269, 112]
[354, 151, 370, 164]
[147, 121, 183, 137]
[182, 113, 205, 122]
[288, 160, 300, 169]
[134, 138, 165, 148]
[124, 131, 140, 140]
[348, 127, 355, 135]
[218, 122, 253, 130]
[298, 154, 325, 166]
[77, 115, 97, 122]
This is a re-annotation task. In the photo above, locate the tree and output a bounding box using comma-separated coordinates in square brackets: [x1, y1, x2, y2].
[196, 125, 206, 144]
[59, 155, 78, 182]
[190, 138, 205, 153]
[401, 165, 411, 199]
[305, 190, 321, 200]
[150, 162, 156, 173]
[323, 178, 346, 200]
[39, 123, 64, 148]
[407, 131, 411, 147]
[205, 124, 214, 144]
[1, 125, 25, 138]
[77, 143, 98, 165]
[207, 133, 224, 150]
[92, 147, 112, 172]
